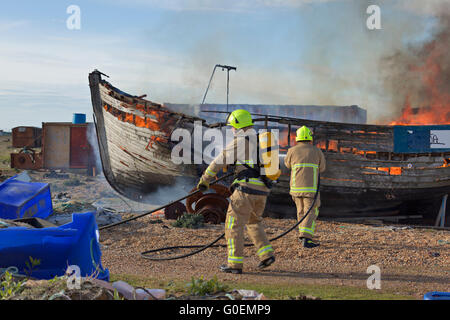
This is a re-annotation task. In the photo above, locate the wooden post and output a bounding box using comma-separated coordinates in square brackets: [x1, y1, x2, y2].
[287, 123, 291, 148]
[435, 194, 448, 227]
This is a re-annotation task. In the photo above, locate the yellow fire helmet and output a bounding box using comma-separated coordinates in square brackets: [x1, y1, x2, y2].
[296, 125, 313, 141]
[227, 109, 254, 129]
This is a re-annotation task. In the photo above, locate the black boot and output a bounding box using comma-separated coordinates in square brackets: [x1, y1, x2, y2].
[219, 264, 242, 274]
[257, 256, 275, 270]
[301, 237, 320, 248]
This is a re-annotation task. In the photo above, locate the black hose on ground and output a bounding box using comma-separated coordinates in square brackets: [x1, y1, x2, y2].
[99, 172, 234, 231]
[140, 176, 321, 261]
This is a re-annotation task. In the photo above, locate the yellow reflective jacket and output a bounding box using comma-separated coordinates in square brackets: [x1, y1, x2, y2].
[284, 142, 326, 198]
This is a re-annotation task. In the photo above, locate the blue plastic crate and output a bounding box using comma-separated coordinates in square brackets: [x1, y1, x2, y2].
[0, 212, 109, 281]
[0, 176, 53, 220]
[423, 291, 450, 300]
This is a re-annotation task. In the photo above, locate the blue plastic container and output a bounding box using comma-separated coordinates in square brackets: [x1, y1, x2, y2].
[0, 212, 109, 281]
[423, 291, 450, 300]
[72, 113, 86, 124]
[0, 176, 53, 220]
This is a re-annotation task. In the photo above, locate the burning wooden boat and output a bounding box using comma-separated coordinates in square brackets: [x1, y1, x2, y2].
[89, 70, 450, 218]
[88, 70, 204, 201]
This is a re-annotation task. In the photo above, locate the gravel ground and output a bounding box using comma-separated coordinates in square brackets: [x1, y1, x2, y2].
[4, 169, 449, 299]
[99, 214, 450, 299]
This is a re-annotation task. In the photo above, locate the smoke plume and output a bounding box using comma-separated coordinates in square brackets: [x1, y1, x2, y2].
[379, 8, 450, 124]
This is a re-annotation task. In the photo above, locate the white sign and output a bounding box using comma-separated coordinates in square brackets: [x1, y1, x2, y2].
[430, 130, 450, 149]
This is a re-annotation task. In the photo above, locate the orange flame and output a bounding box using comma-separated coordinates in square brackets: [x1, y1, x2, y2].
[389, 28, 450, 125]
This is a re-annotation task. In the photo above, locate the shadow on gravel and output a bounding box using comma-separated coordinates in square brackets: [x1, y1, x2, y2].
[244, 270, 450, 284]
[321, 242, 447, 252]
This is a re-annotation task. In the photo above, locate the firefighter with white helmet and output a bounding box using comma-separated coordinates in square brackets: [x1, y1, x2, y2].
[284, 125, 326, 248]
[197, 109, 276, 274]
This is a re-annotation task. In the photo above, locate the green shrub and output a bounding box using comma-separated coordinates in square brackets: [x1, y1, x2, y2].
[0, 271, 24, 300]
[187, 276, 228, 296]
[24, 256, 41, 277]
[171, 213, 204, 229]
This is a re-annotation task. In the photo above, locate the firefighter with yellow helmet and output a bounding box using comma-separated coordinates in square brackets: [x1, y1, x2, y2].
[284, 126, 326, 248]
[197, 109, 276, 274]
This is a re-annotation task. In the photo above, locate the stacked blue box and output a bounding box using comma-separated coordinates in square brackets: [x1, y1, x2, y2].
[0, 176, 53, 220]
[0, 212, 109, 281]
[423, 292, 450, 300]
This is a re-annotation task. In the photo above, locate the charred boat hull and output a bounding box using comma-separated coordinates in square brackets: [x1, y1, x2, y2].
[89, 71, 450, 217]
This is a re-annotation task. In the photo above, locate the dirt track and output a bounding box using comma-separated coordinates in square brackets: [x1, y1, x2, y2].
[99, 214, 450, 299]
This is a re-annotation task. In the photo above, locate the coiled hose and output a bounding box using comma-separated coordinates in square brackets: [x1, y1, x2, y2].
[140, 176, 321, 261]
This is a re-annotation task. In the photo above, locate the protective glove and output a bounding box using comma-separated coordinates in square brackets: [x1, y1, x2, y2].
[197, 179, 209, 191]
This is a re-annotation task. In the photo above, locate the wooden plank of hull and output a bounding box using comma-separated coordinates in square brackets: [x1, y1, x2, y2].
[336, 141, 393, 152]
[274, 117, 394, 134]
[321, 161, 449, 179]
[268, 183, 449, 217]
[99, 82, 203, 124]
[326, 155, 447, 166]
[101, 99, 198, 189]
[314, 132, 392, 143]
[276, 149, 450, 188]
[273, 171, 450, 191]
[89, 72, 119, 193]
[100, 85, 150, 120]
[273, 175, 450, 191]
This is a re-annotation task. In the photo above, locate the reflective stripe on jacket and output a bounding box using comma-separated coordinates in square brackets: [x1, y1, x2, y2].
[201, 128, 269, 193]
[233, 161, 266, 186]
[284, 142, 326, 197]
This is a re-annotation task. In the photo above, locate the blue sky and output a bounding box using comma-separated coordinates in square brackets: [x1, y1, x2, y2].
[0, 0, 445, 130]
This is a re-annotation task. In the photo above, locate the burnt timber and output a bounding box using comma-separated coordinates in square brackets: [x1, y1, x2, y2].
[89, 70, 450, 218]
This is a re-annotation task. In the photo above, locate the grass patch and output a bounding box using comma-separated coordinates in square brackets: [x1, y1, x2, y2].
[109, 273, 415, 300]
[222, 281, 415, 300]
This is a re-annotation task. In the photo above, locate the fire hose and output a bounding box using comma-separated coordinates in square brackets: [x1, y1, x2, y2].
[99, 172, 320, 261]
[99, 172, 235, 231]
[139, 175, 321, 261]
